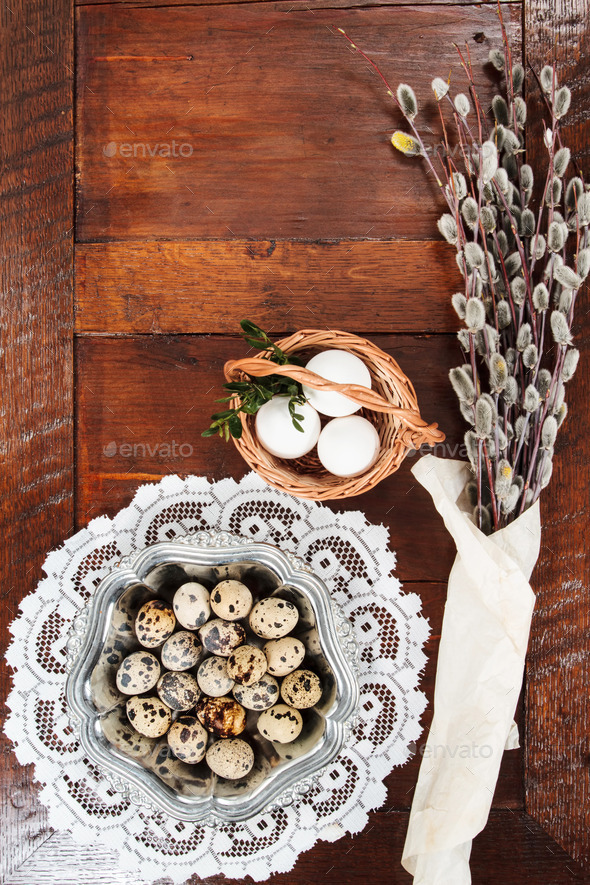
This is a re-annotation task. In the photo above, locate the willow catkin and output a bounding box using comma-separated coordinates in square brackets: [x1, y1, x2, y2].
[397, 84, 418, 119]
[475, 398, 493, 438]
[431, 77, 449, 100]
[553, 146, 571, 177]
[541, 416, 558, 449]
[455, 93, 471, 116]
[533, 283, 549, 311]
[512, 64, 525, 92]
[437, 214, 458, 244]
[449, 367, 476, 404]
[562, 348, 580, 381]
[465, 298, 486, 332]
[524, 384, 541, 412]
[550, 310, 573, 345]
[540, 65, 555, 93]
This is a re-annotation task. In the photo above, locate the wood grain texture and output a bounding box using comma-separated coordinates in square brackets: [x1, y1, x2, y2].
[2, 0, 586, 876]
[524, 0, 590, 867]
[75, 240, 458, 334]
[75, 3, 520, 242]
[73, 333, 464, 583]
[0, 0, 74, 881]
[76, 0, 515, 8]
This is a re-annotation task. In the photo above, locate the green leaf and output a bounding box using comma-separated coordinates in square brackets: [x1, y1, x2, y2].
[240, 319, 267, 340]
[244, 337, 271, 351]
[270, 343, 289, 365]
[229, 414, 243, 438]
[223, 381, 253, 393]
[241, 401, 259, 414]
[204, 320, 307, 445]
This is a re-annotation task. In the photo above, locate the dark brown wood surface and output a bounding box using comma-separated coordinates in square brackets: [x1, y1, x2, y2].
[75, 0, 515, 7]
[75, 241, 458, 334]
[73, 332, 461, 587]
[75, 3, 520, 242]
[524, 0, 590, 868]
[0, 0, 74, 880]
[2, 0, 589, 880]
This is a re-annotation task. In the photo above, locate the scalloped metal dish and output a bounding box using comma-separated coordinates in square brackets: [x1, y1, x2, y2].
[65, 530, 360, 824]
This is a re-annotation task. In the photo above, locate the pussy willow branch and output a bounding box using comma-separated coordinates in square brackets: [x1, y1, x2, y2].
[336, 14, 587, 529]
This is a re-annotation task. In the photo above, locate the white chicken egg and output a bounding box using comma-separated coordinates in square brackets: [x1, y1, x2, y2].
[255, 396, 320, 459]
[317, 416, 380, 477]
[303, 350, 372, 417]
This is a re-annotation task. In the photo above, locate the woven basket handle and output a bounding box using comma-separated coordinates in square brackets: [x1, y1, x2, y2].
[224, 357, 445, 449]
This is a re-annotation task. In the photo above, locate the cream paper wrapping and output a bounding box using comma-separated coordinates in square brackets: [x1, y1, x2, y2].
[401, 455, 541, 884]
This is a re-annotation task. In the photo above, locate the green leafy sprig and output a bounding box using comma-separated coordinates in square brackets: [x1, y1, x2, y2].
[202, 320, 307, 441]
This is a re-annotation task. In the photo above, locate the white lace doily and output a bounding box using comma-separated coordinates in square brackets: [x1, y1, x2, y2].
[4, 472, 428, 883]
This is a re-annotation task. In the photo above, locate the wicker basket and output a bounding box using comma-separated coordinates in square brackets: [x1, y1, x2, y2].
[224, 329, 445, 500]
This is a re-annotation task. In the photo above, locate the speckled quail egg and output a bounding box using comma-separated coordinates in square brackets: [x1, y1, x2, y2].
[197, 655, 235, 697]
[167, 715, 208, 764]
[215, 756, 271, 796]
[232, 674, 280, 711]
[173, 582, 211, 630]
[199, 618, 246, 657]
[126, 695, 172, 738]
[263, 637, 306, 677]
[160, 631, 203, 671]
[135, 599, 176, 648]
[206, 738, 254, 780]
[248, 597, 299, 640]
[100, 706, 157, 759]
[226, 645, 267, 686]
[281, 669, 322, 709]
[210, 580, 253, 621]
[116, 651, 161, 695]
[257, 704, 303, 743]
[196, 695, 246, 738]
[150, 744, 210, 793]
[157, 671, 201, 712]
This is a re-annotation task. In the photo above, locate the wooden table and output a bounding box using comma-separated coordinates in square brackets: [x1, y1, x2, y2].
[1, 0, 589, 881]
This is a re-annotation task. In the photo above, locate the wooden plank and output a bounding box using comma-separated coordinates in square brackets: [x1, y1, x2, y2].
[0, 0, 74, 881]
[525, 0, 590, 866]
[75, 3, 521, 242]
[75, 240, 458, 334]
[74, 332, 466, 583]
[77, 0, 516, 8]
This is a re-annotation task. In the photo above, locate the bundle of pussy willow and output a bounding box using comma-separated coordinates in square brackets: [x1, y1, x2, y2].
[340, 16, 588, 532]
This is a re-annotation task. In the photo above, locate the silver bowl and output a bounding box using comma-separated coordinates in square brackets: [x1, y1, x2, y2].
[65, 530, 359, 824]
